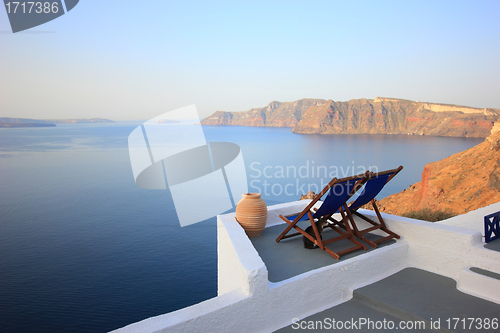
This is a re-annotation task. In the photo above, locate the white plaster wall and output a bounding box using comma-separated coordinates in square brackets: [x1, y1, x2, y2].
[113, 202, 408, 333]
[359, 209, 500, 279]
[110, 289, 247, 333]
[265, 241, 408, 331]
[112, 203, 500, 333]
[217, 213, 268, 296]
[438, 201, 500, 236]
[212, 202, 410, 332]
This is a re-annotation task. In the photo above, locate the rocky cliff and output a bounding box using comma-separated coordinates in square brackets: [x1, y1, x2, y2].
[201, 99, 327, 127]
[201, 97, 500, 138]
[375, 128, 500, 216]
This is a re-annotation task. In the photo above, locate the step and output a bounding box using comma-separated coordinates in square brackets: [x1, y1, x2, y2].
[276, 268, 500, 332]
[354, 267, 500, 333]
[352, 292, 452, 333]
[275, 295, 436, 333]
[458, 266, 500, 304]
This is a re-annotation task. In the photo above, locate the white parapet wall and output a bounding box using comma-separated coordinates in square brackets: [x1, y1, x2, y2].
[438, 201, 500, 236]
[112, 201, 500, 333]
[360, 210, 500, 279]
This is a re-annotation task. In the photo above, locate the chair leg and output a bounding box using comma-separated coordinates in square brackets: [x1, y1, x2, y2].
[323, 246, 340, 260]
[347, 200, 400, 247]
[276, 214, 301, 242]
[308, 211, 325, 250]
[343, 205, 377, 248]
[372, 200, 400, 240]
[319, 208, 367, 259]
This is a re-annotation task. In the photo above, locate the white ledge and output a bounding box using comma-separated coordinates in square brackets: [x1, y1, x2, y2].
[112, 200, 500, 332]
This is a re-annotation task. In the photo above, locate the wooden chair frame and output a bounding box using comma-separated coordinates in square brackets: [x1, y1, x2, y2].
[276, 172, 370, 259]
[345, 166, 403, 248]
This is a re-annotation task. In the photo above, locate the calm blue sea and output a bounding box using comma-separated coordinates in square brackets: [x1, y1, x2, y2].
[0, 123, 483, 332]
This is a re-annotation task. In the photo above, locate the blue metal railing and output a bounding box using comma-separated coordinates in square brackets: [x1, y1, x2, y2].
[485, 211, 500, 243]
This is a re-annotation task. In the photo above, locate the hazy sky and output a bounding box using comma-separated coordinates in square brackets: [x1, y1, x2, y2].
[1, 0, 499, 120]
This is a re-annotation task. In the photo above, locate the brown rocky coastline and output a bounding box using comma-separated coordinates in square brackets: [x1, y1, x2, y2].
[375, 129, 500, 216]
[201, 97, 500, 138]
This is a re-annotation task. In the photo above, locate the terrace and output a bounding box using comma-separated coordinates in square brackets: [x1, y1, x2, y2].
[113, 200, 500, 333]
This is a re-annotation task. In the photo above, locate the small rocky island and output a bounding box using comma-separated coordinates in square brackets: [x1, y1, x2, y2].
[0, 117, 115, 128]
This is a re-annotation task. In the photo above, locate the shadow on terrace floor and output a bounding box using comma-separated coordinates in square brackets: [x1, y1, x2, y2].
[250, 220, 397, 282]
[484, 237, 500, 252]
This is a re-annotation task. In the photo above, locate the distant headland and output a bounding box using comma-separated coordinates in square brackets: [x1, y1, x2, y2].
[201, 97, 500, 138]
[0, 117, 115, 128]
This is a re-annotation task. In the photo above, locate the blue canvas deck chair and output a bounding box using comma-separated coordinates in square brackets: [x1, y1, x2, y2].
[344, 166, 403, 248]
[276, 172, 370, 260]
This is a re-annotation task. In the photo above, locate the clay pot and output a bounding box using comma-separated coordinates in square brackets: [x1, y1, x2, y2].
[235, 193, 268, 237]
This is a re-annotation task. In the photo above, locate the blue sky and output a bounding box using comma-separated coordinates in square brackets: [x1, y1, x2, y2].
[1, 0, 499, 120]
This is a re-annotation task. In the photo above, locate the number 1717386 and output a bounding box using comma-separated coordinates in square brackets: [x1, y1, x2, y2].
[5, 2, 59, 14]
[446, 318, 498, 330]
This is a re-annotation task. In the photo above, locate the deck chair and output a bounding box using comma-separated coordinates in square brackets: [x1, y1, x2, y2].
[344, 166, 403, 248]
[276, 172, 370, 259]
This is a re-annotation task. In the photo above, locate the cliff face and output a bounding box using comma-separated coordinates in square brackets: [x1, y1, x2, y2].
[294, 98, 499, 137]
[201, 97, 500, 138]
[201, 98, 327, 127]
[376, 129, 500, 216]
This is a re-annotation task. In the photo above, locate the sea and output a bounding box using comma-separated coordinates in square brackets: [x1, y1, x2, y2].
[0, 123, 484, 332]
